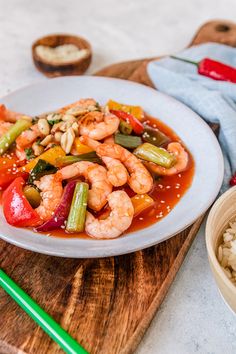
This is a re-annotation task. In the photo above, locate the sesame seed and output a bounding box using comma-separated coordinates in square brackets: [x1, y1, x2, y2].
[166, 185, 171, 189]
[177, 194, 180, 198]
[160, 200, 165, 203]
[178, 174, 182, 178]
[139, 217, 143, 220]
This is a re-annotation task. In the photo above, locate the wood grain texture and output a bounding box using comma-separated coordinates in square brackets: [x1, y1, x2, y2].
[0, 19, 234, 354]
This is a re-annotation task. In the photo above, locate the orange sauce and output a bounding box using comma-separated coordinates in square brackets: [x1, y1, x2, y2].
[0, 115, 194, 239]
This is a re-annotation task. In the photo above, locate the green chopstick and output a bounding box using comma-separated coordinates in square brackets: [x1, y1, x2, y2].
[0, 269, 88, 354]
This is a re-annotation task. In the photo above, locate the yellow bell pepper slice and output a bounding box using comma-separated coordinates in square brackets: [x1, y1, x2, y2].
[107, 99, 144, 121]
[131, 194, 154, 216]
[74, 137, 94, 155]
[22, 146, 65, 172]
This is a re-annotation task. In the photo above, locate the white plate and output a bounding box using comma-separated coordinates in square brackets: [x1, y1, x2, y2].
[0, 76, 224, 258]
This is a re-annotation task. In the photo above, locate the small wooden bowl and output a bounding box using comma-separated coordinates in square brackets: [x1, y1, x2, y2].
[32, 34, 92, 77]
[206, 186, 236, 314]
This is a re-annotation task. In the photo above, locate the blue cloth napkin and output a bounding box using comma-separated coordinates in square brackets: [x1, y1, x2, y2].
[147, 42, 236, 192]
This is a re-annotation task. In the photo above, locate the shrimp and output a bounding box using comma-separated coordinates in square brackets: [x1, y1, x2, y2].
[0, 104, 31, 122]
[57, 161, 112, 211]
[16, 124, 42, 149]
[147, 142, 189, 176]
[96, 143, 153, 194]
[80, 136, 128, 187]
[104, 135, 115, 144]
[85, 190, 134, 239]
[0, 121, 13, 136]
[15, 147, 26, 161]
[79, 111, 119, 140]
[59, 98, 98, 115]
[34, 174, 63, 222]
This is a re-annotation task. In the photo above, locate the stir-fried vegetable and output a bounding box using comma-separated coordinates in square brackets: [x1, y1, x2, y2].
[55, 151, 101, 167]
[66, 182, 89, 233]
[28, 159, 57, 184]
[142, 126, 170, 147]
[23, 185, 41, 208]
[134, 143, 176, 168]
[36, 180, 77, 232]
[74, 137, 94, 154]
[0, 156, 28, 189]
[0, 168, 28, 189]
[0, 119, 31, 155]
[115, 133, 142, 149]
[110, 110, 144, 135]
[22, 146, 65, 172]
[131, 194, 154, 217]
[107, 99, 144, 120]
[2, 177, 41, 227]
[119, 120, 132, 135]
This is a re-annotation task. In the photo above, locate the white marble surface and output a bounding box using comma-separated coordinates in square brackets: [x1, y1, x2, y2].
[0, 0, 235, 353]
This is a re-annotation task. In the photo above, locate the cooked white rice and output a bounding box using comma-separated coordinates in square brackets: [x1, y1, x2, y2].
[217, 218, 236, 286]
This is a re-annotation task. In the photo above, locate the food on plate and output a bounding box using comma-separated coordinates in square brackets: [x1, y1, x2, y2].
[217, 217, 236, 286]
[0, 98, 194, 239]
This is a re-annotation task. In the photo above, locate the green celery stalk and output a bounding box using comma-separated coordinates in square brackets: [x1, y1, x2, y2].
[66, 182, 89, 233]
[56, 152, 101, 167]
[134, 142, 176, 168]
[0, 119, 32, 155]
[119, 120, 132, 135]
[115, 133, 142, 149]
[142, 126, 170, 147]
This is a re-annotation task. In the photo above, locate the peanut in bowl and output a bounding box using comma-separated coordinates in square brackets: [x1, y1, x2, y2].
[206, 186, 236, 314]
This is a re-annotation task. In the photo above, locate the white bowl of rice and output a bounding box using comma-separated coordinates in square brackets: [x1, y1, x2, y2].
[206, 186, 236, 313]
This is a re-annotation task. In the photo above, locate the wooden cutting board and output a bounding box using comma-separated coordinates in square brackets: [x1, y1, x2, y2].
[0, 20, 235, 354]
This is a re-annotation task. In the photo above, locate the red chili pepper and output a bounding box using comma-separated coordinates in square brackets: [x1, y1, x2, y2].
[2, 177, 41, 227]
[229, 172, 236, 186]
[110, 109, 144, 134]
[171, 56, 236, 83]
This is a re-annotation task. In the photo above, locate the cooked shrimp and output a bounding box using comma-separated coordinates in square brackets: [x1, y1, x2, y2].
[57, 161, 112, 211]
[34, 174, 63, 222]
[147, 142, 189, 176]
[0, 104, 31, 122]
[79, 111, 119, 140]
[16, 125, 42, 149]
[15, 147, 26, 161]
[104, 135, 115, 144]
[80, 136, 128, 187]
[0, 121, 13, 136]
[96, 143, 153, 194]
[59, 98, 98, 115]
[85, 190, 134, 239]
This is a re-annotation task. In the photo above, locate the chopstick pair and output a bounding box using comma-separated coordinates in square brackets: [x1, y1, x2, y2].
[0, 269, 88, 354]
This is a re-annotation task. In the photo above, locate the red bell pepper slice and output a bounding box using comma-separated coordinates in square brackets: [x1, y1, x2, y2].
[110, 109, 144, 135]
[0, 168, 28, 190]
[2, 177, 41, 227]
[0, 157, 28, 190]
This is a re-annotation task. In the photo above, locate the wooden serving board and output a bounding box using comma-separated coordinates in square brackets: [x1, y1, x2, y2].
[0, 20, 235, 354]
